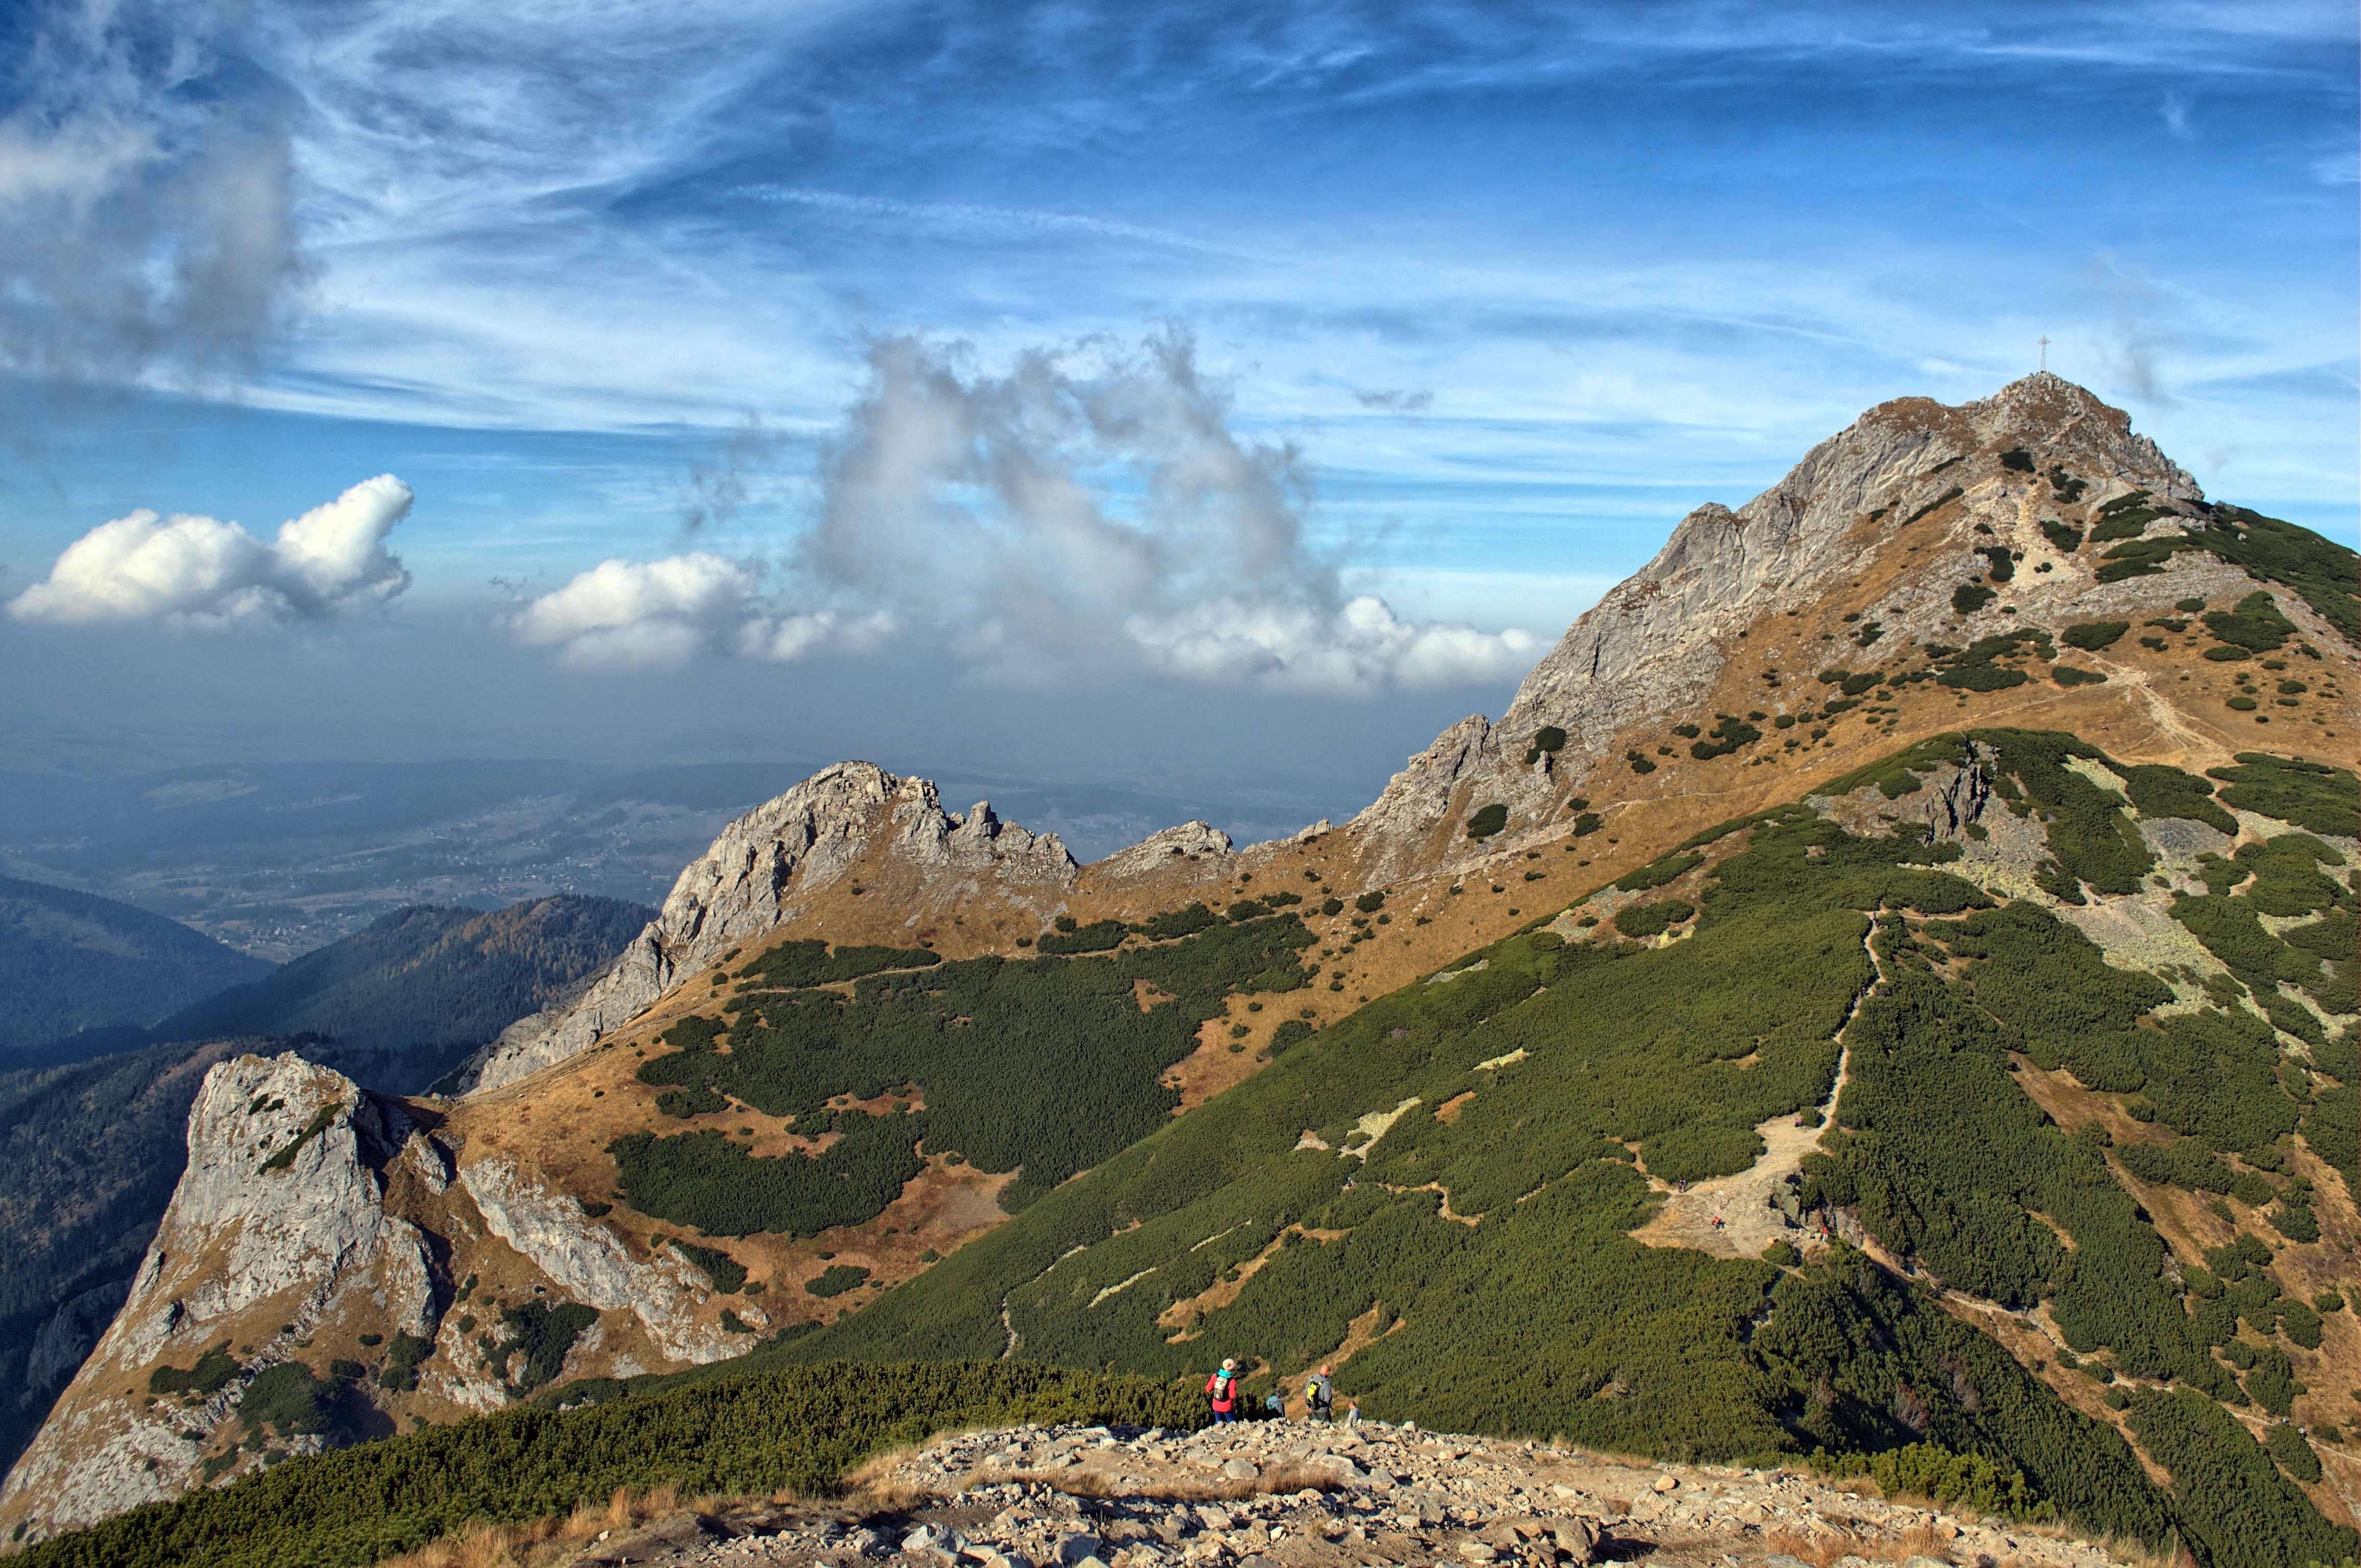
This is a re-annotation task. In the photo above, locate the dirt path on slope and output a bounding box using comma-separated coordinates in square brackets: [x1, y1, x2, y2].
[1630, 921, 1879, 1260]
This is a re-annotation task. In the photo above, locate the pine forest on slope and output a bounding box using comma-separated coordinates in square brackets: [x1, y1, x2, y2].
[144, 895, 654, 1093]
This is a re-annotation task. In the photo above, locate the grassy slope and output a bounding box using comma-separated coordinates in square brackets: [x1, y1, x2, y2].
[729, 731, 2354, 1568]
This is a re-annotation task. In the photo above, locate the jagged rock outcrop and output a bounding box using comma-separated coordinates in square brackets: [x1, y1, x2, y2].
[0, 1055, 436, 1536]
[1351, 375, 2231, 877]
[1093, 821, 1236, 879]
[454, 764, 1078, 1094]
[456, 1158, 738, 1366]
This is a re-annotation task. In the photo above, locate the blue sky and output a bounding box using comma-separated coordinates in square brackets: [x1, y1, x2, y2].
[1, 0, 2354, 829]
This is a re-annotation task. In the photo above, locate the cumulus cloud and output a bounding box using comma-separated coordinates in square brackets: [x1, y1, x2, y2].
[0, 0, 305, 385]
[503, 552, 891, 671]
[8, 476, 413, 627]
[511, 331, 1537, 692]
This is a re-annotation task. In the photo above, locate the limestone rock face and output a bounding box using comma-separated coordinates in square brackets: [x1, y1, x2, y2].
[0, 1055, 434, 1537]
[1094, 822, 1236, 880]
[456, 1157, 738, 1366]
[1351, 375, 2214, 878]
[454, 763, 1078, 1094]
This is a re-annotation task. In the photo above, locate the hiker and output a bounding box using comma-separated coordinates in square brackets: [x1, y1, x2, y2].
[1264, 1389, 1284, 1418]
[1344, 1401, 1360, 1427]
[1207, 1359, 1241, 1423]
[1304, 1364, 1335, 1422]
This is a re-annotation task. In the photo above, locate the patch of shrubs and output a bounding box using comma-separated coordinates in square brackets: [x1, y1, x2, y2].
[1689, 715, 1762, 761]
[1037, 919, 1129, 955]
[1932, 629, 2053, 692]
[1613, 899, 1694, 939]
[1902, 485, 1966, 526]
[489, 1303, 599, 1394]
[149, 1343, 240, 1399]
[377, 1332, 434, 1393]
[1466, 804, 1509, 840]
[2201, 591, 2296, 655]
[669, 1240, 750, 1294]
[736, 941, 939, 990]
[2062, 620, 2128, 651]
[804, 1263, 872, 1298]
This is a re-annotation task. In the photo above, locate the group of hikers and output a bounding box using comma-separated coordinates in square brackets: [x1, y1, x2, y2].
[1205, 1359, 1356, 1424]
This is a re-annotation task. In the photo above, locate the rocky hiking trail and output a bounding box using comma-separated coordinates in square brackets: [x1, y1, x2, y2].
[521, 1421, 2124, 1568]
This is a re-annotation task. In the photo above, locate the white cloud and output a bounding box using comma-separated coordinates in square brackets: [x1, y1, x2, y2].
[506, 332, 1540, 691]
[505, 551, 898, 670]
[8, 475, 413, 627]
[504, 553, 757, 669]
[0, 0, 305, 384]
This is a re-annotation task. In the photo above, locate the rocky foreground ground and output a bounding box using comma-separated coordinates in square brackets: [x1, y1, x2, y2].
[544, 1421, 2127, 1568]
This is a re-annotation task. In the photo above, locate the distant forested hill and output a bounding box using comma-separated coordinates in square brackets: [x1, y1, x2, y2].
[0, 877, 273, 1054]
[146, 896, 652, 1090]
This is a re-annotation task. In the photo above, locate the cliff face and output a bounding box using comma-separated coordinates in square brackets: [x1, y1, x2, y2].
[454, 764, 1081, 1094]
[1348, 375, 2225, 875]
[0, 1055, 434, 1533]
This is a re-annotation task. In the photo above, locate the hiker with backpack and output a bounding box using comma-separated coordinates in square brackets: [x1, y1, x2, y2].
[1304, 1364, 1335, 1422]
[1207, 1359, 1241, 1423]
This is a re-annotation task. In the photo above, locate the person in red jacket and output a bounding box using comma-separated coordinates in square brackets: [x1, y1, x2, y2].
[1207, 1358, 1240, 1422]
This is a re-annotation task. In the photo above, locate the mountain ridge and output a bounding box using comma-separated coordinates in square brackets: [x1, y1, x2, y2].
[6, 377, 2354, 1563]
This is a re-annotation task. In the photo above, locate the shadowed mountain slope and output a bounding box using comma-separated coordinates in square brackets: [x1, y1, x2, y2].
[0, 878, 272, 1056]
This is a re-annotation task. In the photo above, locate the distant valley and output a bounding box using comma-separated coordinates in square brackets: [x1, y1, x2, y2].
[0, 762, 1341, 962]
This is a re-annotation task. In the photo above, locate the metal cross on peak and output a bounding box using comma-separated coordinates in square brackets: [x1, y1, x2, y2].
[2038, 335, 2050, 372]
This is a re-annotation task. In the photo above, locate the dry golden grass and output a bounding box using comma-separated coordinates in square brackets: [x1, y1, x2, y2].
[377, 1483, 681, 1568]
[1760, 1522, 1957, 1566]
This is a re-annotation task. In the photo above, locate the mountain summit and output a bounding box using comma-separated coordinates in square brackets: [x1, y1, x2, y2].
[7, 380, 2354, 1566]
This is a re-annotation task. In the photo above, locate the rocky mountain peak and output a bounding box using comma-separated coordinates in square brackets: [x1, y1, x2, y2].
[1347, 375, 2280, 877]
[0, 1054, 439, 1536]
[451, 762, 1079, 1094]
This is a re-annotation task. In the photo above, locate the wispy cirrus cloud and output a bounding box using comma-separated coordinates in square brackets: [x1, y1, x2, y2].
[0, 0, 306, 386]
